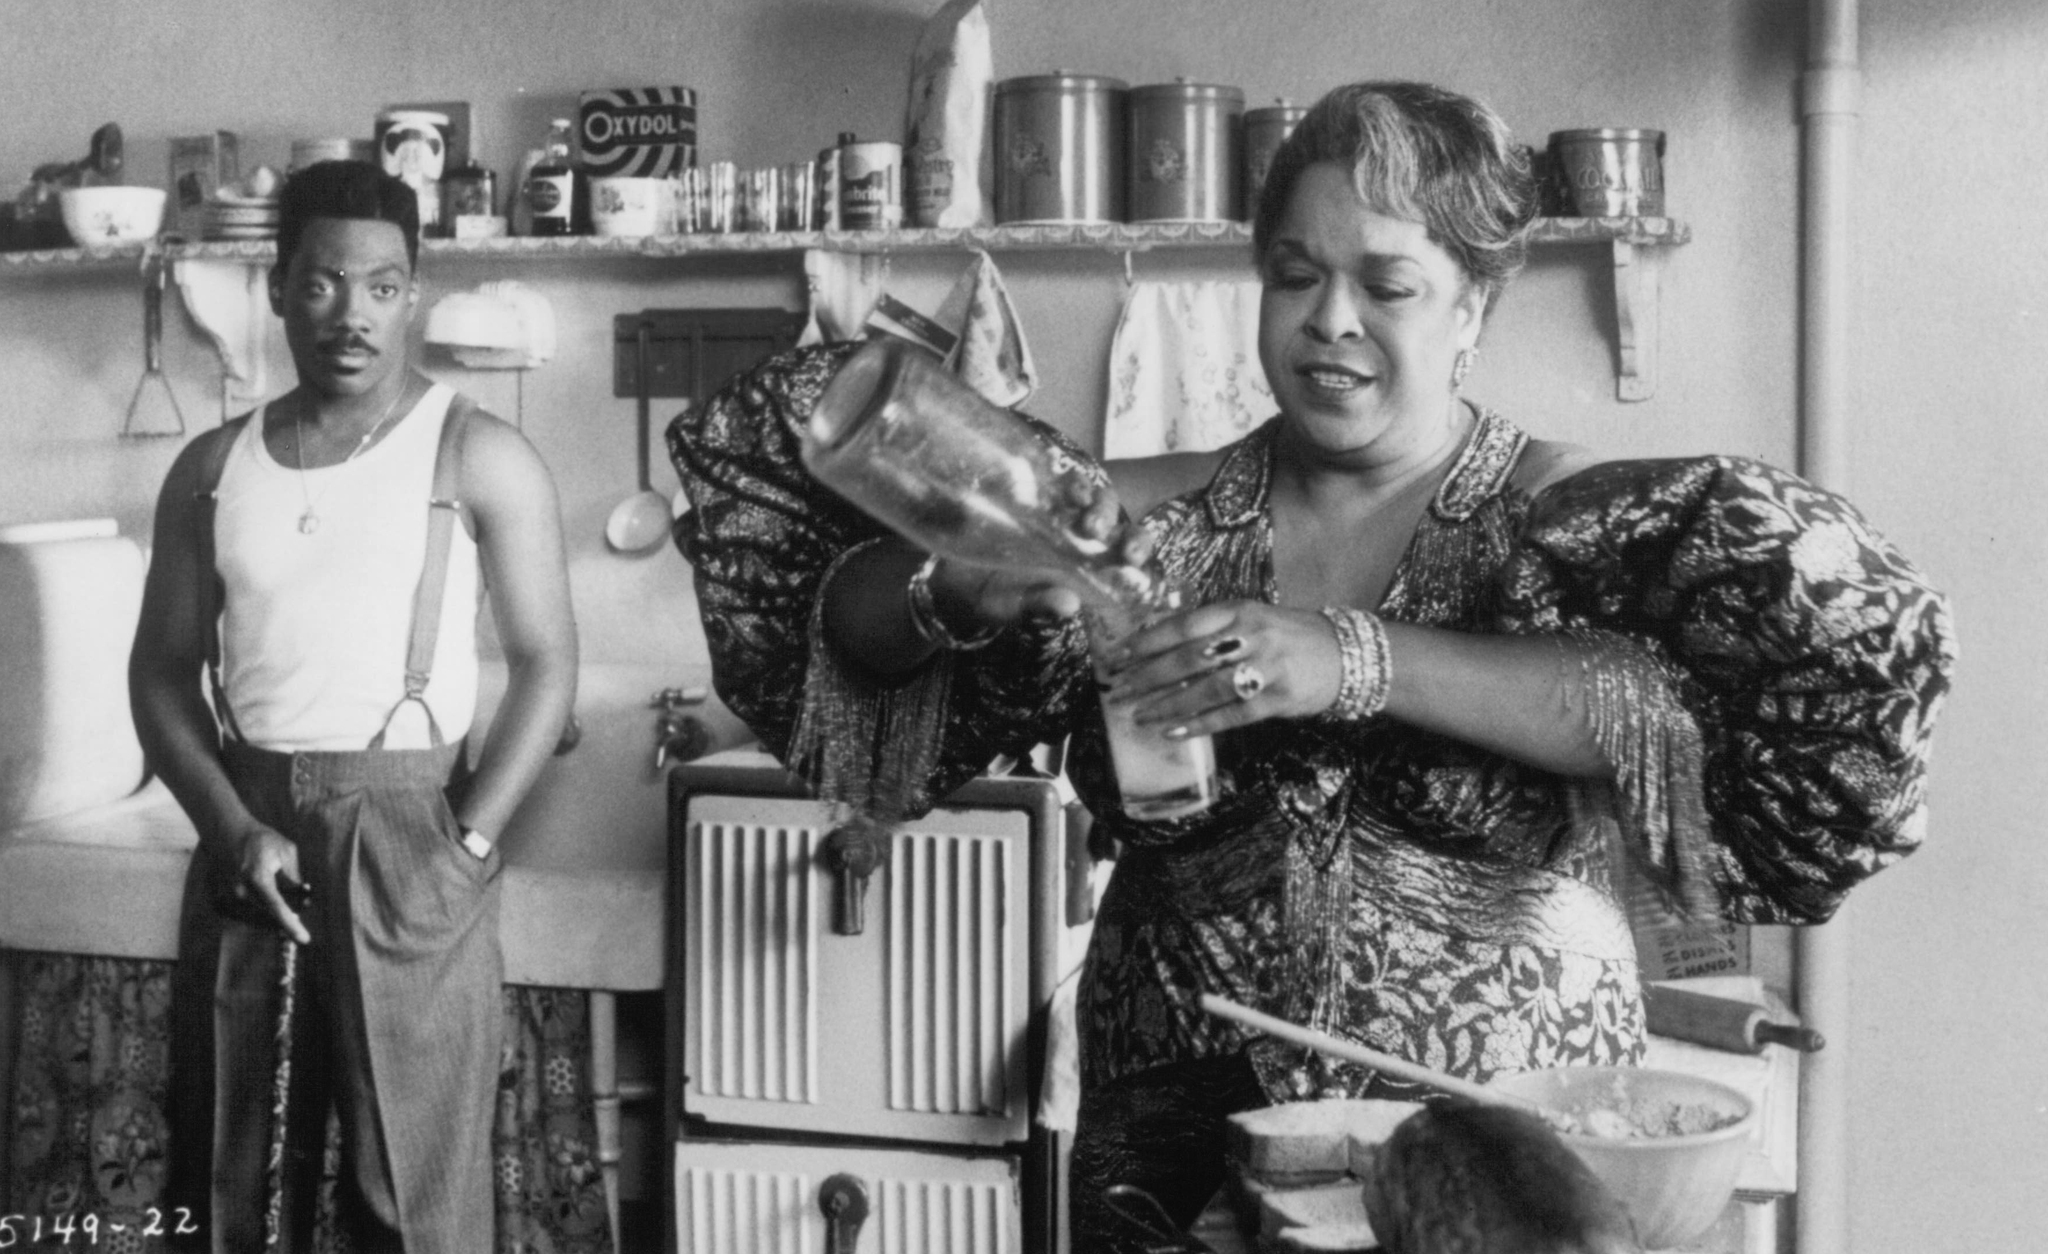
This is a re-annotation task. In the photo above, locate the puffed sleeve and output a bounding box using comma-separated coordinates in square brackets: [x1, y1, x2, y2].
[1495, 456, 1956, 925]
[667, 343, 1096, 819]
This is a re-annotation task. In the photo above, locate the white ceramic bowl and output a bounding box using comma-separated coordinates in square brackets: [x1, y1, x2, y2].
[1487, 1065, 1758, 1249]
[58, 186, 167, 245]
[425, 291, 525, 352]
[591, 176, 676, 237]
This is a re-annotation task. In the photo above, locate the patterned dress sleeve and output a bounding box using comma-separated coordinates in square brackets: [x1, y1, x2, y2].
[666, 343, 1096, 819]
[1494, 457, 1957, 924]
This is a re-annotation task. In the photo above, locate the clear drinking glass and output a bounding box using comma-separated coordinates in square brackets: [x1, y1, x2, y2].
[1083, 590, 1220, 821]
[699, 161, 737, 232]
[779, 161, 819, 231]
[803, 338, 1219, 820]
[740, 166, 780, 232]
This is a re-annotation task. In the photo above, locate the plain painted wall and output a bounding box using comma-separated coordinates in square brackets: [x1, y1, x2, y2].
[0, 0, 2036, 1248]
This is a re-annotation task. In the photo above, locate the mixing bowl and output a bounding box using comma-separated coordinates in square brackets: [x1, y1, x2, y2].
[1487, 1065, 1757, 1249]
[58, 186, 166, 245]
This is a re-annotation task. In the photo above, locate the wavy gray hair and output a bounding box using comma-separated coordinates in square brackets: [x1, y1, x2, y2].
[1253, 82, 1540, 314]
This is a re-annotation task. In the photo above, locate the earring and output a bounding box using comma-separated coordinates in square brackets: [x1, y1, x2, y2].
[1451, 347, 1477, 391]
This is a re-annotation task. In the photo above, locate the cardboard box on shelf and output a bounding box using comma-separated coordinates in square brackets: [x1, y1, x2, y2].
[168, 132, 239, 236]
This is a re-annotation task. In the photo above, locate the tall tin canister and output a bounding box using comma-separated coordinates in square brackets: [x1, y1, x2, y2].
[1548, 128, 1666, 217]
[838, 139, 903, 230]
[1127, 80, 1243, 223]
[1242, 98, 1307, 219]
[993, 73, 1127, 224]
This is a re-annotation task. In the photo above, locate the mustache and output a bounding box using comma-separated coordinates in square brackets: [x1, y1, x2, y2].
[316, 335, 377, 354]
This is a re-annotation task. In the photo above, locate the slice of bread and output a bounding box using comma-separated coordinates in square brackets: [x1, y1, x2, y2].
[1258, 1180, 1370, 1242]
[1229, 1098, 1426, 1182]
[1275, 1222, 1380, 1253]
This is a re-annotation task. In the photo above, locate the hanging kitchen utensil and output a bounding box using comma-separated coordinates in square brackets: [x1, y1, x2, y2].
[604, 319, 673, 553]
[121, 250, 190, 438]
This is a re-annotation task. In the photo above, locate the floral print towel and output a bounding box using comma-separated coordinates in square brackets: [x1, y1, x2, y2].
[1104, 280, 1274, 458]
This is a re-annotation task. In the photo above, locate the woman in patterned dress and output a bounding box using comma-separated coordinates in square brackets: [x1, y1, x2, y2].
[668, 81, 1955, 1253]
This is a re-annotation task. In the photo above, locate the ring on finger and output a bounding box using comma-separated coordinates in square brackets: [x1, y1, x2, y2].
[1230, 660, 1266, 702]
[1203, 635, 1249, 664]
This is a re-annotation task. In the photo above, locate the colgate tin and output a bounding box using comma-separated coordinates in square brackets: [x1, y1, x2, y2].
[578, 87, 698, 177]
[1127, 79, 1243, 223]
[1549, 128, 1665, 217]
[992, 73, 1126, 224]
[838, 140, 902, 231]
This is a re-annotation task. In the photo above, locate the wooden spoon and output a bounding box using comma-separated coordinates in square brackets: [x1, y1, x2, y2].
[1199, 993, 1545, 1116]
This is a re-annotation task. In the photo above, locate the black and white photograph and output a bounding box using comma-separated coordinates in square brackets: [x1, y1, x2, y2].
[0, 2, 2030, 1251]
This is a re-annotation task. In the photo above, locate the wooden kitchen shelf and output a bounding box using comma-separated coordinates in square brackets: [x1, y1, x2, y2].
[0, 215, 1688, 268]
[3, 215, 1688, 399]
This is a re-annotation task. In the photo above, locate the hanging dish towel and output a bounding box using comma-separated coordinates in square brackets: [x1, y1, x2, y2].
[1103, 279, 1272, 457]
[936, 248, 1038, 408]
[1035, 966, 1084, 1132]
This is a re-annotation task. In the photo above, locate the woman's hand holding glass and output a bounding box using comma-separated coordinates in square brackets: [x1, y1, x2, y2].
[1100, 599, 1348, 739]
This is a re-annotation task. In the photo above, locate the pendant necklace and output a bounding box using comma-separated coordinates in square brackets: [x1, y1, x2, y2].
[293, 385, 409, 535]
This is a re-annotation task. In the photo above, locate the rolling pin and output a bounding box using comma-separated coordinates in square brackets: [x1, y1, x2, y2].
[1643, 984, 1825, 1054]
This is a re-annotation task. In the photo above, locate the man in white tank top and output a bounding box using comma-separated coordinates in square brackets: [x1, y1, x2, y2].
[130, 162, 577, 1252]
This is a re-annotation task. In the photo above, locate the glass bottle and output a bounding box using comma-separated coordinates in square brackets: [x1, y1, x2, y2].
[803, 338, 1218, 821]
[523, 119, 580, 236]
[442, 160, 495, 236]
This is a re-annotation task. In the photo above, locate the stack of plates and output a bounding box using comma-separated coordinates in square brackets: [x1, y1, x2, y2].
[290, 137, 373, 172]
[204, 192, 279, 240]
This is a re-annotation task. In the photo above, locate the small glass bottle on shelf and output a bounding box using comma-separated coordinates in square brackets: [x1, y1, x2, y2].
[523, 119, 582, 236]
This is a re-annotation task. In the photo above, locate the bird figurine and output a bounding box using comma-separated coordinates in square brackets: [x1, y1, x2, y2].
[1362, 1101, 1643, 1254]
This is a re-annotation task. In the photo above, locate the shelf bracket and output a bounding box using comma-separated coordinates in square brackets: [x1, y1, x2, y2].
[802, 247, 888, 343]
[1612, 239, 1660, 402]
[171, 256, 271, 419]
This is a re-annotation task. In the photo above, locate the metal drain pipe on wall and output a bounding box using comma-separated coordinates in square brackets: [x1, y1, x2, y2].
[1797, 0, 1860, 1251]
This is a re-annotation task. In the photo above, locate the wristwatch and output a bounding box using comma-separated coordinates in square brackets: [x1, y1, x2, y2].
[460, 828, 496, 860]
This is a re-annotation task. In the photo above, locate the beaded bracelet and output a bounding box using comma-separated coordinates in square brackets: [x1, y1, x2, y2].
[906, 553, 999, 652]
[1318, 605, 1393, 721]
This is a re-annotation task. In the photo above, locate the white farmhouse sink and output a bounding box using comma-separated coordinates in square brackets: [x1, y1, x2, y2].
[473, 659, 753, 990]
[0, 658, 755, 988]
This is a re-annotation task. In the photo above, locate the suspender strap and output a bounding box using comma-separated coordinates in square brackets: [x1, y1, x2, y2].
[369, 393, 477, 750]
[195, 414, 251, 746]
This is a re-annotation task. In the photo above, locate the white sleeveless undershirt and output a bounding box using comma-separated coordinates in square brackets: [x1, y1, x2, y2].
[214, 384, 481, 751]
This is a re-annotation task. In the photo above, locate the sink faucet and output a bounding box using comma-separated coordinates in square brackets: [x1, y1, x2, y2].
[652, 685, 711, 769]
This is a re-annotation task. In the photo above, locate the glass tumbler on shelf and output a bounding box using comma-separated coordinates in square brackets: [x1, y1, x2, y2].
[779, 160, 818, 231]
[698, 161, 737, 232]
[802, 338, 1219, 821]
[740, 166, 780, 232]
[675, 169, 702, 234]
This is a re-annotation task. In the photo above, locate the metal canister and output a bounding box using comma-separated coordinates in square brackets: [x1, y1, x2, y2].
[992, 73, 1127, 224]
[1242, 98, 1307, 219]
[1127, 80, 1243, 223]
[442, 161, 495, 219]
[838, 140, 902, 231]
[1548, 128, 1666, 217]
